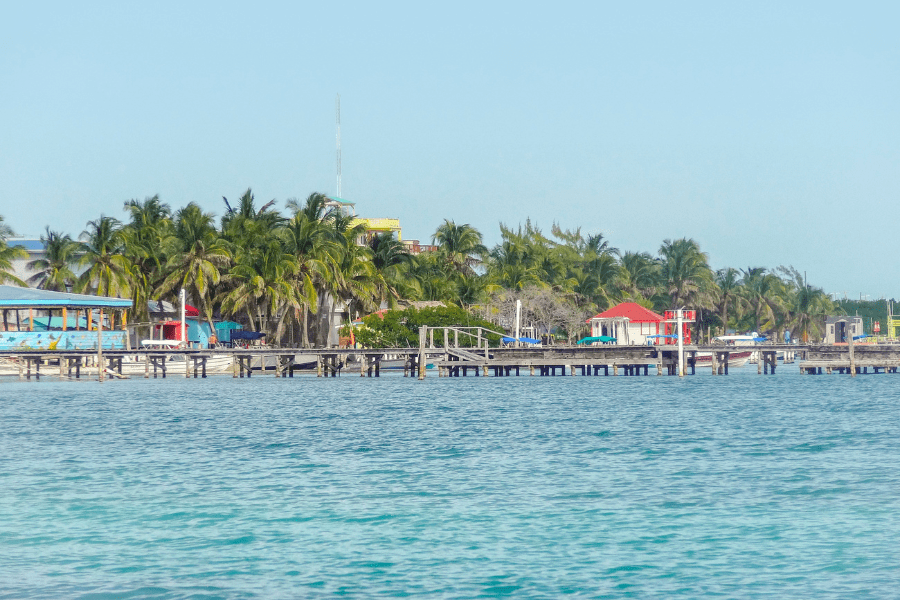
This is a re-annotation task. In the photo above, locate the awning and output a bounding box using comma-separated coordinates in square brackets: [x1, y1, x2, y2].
[0, 285, 132, 309]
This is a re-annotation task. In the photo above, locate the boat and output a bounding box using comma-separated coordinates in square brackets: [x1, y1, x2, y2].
[107, 340, 233, 376]
[692, 350, 753, 368]
[693, 333, 764, 368]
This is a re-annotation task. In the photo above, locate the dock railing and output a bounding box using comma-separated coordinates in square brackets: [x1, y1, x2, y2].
[417, 326, 508, 379]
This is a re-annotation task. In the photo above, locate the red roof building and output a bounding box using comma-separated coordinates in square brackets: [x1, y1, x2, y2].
[587, 302, 666, 345]
[586, 302, 665, 324]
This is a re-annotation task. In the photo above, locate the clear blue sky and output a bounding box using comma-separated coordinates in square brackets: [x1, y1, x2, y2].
[2, 1, 897, 298]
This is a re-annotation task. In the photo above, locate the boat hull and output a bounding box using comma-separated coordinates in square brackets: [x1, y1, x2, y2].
[693, 350, 752, 368]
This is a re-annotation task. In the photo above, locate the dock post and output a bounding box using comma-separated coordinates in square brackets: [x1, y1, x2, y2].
[483, 364, 488, 377]
[530, 365, 535, 376]
[375, 358, 380, 377]
[232, 355, 239, 378]
[849, 333, 856, 377]
[316, 355, 322, 377]
[569, 364, 575, 376]
[613, 363, 618, 376]
[98, 309, 104, 383]
[145, 354, 150, 378]
[758, 353, 763, 375]
[185, 354, 190, 378]
[361, 355, 366, 377]
[418, 327, 427, 380]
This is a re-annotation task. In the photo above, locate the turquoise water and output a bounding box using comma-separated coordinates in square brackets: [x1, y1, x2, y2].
[1, 368, 898, 598]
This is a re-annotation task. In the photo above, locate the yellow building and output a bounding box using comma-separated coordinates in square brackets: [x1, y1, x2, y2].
[325, 196, 402, 244]
[350, 217, 402, 242]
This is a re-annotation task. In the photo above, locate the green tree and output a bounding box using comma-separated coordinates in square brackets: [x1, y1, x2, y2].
[658, 238, 714, 309]
[712, 267, 745, 335]
[27, 227, 81, 291]
[158, 203, 230, 330]
[77, 216, 132, 297]
[432, 219, 487, 279]
[0, 215, 26, 286]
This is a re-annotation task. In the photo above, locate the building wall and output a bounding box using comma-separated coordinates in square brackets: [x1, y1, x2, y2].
[0, 330, 128, 350]
[823, 317, 863, 344]
[591, 319, 662, 345]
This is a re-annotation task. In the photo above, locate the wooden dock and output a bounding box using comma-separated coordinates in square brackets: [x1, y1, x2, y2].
[2, 326, 900, 381]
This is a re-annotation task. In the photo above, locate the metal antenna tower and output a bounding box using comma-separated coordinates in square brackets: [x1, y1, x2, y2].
[335, 94, 342, 198]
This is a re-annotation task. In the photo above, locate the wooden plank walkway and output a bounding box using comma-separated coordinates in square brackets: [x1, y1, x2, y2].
[3, 329, 900, 381]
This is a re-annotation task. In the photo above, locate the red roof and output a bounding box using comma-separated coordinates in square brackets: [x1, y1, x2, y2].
[586, 302, 665, 323]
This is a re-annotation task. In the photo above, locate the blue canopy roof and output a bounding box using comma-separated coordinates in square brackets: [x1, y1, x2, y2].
[0, 285, 132, 309]
[502, 336, 542, 344]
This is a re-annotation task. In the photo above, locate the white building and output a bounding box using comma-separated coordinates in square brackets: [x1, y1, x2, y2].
[586, 302, 667, 345]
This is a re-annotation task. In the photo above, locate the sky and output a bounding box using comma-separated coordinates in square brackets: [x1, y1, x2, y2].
[1, 1, 897, 298]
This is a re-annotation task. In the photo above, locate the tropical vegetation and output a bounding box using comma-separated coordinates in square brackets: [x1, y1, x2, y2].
[0, 192, 841, 345]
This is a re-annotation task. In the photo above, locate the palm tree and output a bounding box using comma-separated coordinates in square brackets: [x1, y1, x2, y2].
[712, 267, 745, 335]
[77, 216, 132, 297]
[220, 239, 299, 342]
[617, 251, 659, 302]
[281, 194, 341, 345]
[122, 195, 174, 322]
[158, 203, 230, 330]
[0, 215, 27, 286]
[741, 267, 779, 334]
[658, 238, 714, 309]
[27, 227, 81, 291]
[368, 232, 413, 303]
[432, 220, 487, 279]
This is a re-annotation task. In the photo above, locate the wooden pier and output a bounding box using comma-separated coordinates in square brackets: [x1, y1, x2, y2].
[3, 326, 900, 381]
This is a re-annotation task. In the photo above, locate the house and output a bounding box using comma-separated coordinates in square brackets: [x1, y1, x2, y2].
[586, 302, 666, 345]
[824, 316, 864, 344]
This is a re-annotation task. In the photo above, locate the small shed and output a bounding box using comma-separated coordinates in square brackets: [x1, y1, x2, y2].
[586, 303, 666, 345]
[824, 316, 864, 344]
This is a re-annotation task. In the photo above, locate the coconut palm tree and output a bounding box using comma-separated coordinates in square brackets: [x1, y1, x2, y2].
[0, 215, 27, 286]
[712, 267, 745, 335]
[368, 232, 413, 303]
[121, 195, 174, 322]
[281, 194, 341, 345]
[658, 238, 714, 309]
[741, 267, 779, 334]
[158, 203, 230, 330]
[27, 227, 81, 291]
[432, 220, 487, 279]
[220, 239, 299, 342]
[617, 251, 660, 302]
[77, 216, 132, 297]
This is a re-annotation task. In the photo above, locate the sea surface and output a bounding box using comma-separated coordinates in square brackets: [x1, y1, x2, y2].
[1, 366, 898, 598]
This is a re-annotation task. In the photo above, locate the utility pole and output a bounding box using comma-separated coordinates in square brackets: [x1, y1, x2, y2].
[336, 94, 342, 198]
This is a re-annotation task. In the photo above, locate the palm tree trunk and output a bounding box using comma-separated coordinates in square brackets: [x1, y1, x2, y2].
[301, 306, 310, 348]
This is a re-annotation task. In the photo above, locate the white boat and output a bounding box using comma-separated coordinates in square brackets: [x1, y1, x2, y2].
[694, 333, 764, 368]
[693, 350, 752, 368]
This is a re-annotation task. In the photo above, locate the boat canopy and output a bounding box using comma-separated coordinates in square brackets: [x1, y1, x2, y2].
[576, 335, 617, 344]
[501, 336, 541, 344]
[231, 330, 266, 341]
